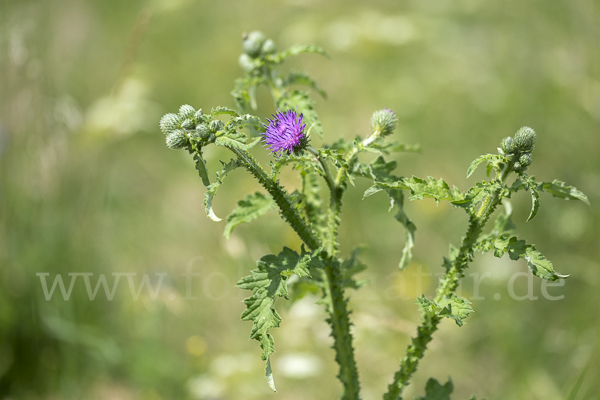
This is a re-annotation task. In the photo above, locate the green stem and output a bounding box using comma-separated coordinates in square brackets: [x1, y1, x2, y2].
[383, 166, 512, 400]
[226, 146, 320, 250]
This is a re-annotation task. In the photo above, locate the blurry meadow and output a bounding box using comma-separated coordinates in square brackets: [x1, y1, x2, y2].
[1, 0, 600, 399]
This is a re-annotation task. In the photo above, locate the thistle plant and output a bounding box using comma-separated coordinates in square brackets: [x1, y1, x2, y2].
[159, 32, 589, 399]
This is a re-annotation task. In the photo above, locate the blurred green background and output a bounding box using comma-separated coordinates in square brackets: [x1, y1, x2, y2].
[2, 0, 599, 399]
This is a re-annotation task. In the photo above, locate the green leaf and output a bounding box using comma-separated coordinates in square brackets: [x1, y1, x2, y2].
[265, 357, 276, 392]
[286, 71, 327, 99]
[268, 44, 330, 64]
[417, 294, 473, 327]
[437, 295, 474, 327]
[224, 192, 276, 239]
[211, 106, 239, 117]
[237, 247, 315, 361]
[523, 176, 540, 222]
[203, 159, 242, 222]
[215, 133, 261, 151]
[277, 90, 322, 138]
[466, 154, 506, 178]
[388, 189, 416, 270]
[341, 247, 368, 289]
[537, 180, 590, 205]
[226, 114, 262, 131]
[231, 76, 264, 111]
[415, 378, 454, 400]
[194, 150, 210, 187]
[484, 235, 568, 281]
[402, 176, 456, 204]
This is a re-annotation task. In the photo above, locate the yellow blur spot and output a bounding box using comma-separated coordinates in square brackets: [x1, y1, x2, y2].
[186, 335, 207, 356]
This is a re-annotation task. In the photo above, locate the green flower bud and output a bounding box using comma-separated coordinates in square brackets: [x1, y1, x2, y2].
[166, 130, 188, 149]
[370, 108, 398, 136]
[519, 153, 532, 167]
[262, 39, 277, 54]
[194, 109, 204, 122]
[195, 123, 210, 139]
[159, 113, 181, 135]
[513, 161, 522, 171]
[179, 104, 196, 119]
[514, 126, 536, 153]
[181, 118, 196, 130]
[239, 53, 256, 73]
[209, 120, 224, 133]
[500, 136, 516, 154]
[243, 31, 265, 58]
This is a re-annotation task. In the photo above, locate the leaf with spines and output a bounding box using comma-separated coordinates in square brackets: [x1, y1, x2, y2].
[466, 154, 506, 178]
[285, 71, 327, 99]
[415, 378, 454, 400]
[341, 247, 368, 289]
[225, 114, 262, 131]
[231, 76, 264, 111]
[388, 188, 416, 270]
[537, 180, 590, 204]
[268, 44, 330, 64]
[194, 149, 210, 187]
[203, 159, 242, 222]
[224, 192, 277, 239]
[211, 106, 239, 117]
[215, 133, 261, 151]
[417, 294, 473, 327]
[237, 247, 319, 387]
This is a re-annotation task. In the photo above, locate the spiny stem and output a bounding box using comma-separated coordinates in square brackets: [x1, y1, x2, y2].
[226, 146, 320, 250]
[384, 165, 513, 400]
[227, 145, 361, 399]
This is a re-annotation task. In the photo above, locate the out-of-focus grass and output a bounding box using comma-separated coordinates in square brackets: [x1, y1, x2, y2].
[1, 0, 599, 399]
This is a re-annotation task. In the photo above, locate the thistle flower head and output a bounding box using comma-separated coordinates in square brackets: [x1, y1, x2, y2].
[262, 109, 308, 156]
[370, 108, 398, 136]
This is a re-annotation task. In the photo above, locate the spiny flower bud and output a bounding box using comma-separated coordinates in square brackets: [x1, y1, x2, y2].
[239, 53, 256, 73]
[519, 153, 533, 167]
[181, 118, 196, 130]
[166, 130, 187, 149]
[262, 39, 277, 55]
[370, 108, 398, 136]
[243, 31, 265, 58]
[179, 104, 196, 119]
[500, 136, 516, 154]
[194, 109, 204, 122]
[159, 113, 181, 135]
[514, 126, 536, 153]
[195, 123, 210, 139]
[209, 120, 225, 133]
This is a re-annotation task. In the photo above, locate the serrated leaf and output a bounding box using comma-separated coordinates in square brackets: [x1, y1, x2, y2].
[437, 295, 473, 327]
[415, 378, 454, 400]
[211, 106, 239, 117]
[265, 357, 276, 392]
[388, 189, 416, 270]
[226, 114, 262, 131]
[277, 90, 322, 137]
[341, 247, 368, 289]
[524, 177, 540, 221]
[268, 44, 330, 64]
[286, 71, 327, 99]
[485, 235, 568, 281]
[403, 176, 456, 204]
[203, 159, 242, 222]
[194, 150, 210, 187]
[231, 76, 264, 112]
[224, 192, 276, 239]
[237, 247, 318, 363]
[537, 180, 590, 205]
[466, 154, 505, 178]
[215, 134, 261, 151]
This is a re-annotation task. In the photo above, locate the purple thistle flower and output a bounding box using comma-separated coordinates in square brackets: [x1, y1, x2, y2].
[262, 109, 307, 156]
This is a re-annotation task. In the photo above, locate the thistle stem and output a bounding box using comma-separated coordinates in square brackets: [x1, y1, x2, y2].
[383, 165, 513, 400]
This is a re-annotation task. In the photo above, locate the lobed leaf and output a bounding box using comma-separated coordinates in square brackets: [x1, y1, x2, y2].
[286, 71, 327, 99]
[537, 180, 590, 205]
[224, 192, 277, 239]
[417, 294, 473, 327]
[268, 44, 330, 64]
[415, 378, 454, 400]
[466, 154, 506, 178]
[203, 159, 242, 222]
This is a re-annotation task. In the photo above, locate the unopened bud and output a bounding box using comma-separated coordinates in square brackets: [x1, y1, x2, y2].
[195, 123, 210, 139]
[519, 153, 532, 167]
[370, 108, 398, 136]
[239, 53, 256, 73]
[243, 31, 265, 58]
[166, 130, 187, 149]
[181, 118, 196, 130]
[514, 127, 536, 153]
[159, 113, 180, 135]
[262, 39, 277, 55]
[179, 104, 196, 119]
[194, 109, 204, 122]
[209, 120, 225, 133]
[500, 136, 516, 154]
